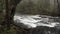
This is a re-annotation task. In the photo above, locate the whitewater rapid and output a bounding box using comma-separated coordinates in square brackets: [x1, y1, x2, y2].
[14, 15, 60, 28]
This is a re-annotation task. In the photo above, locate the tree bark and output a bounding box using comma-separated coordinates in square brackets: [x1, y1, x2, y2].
[2, 0, 22, 30]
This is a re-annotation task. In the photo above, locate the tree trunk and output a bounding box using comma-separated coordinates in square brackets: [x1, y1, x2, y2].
[2, 0, 22, 30]
[57, 0, 60, 16]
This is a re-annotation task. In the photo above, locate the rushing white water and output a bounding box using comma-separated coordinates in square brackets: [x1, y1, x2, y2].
[14, 15, 60, 28]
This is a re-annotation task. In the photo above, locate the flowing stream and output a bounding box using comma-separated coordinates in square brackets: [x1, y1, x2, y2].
[14, 14, 60, 29]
